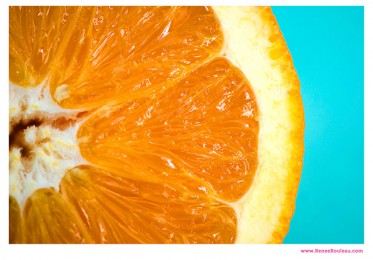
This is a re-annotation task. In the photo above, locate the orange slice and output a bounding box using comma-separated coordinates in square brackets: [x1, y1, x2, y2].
[9, 6, 304, 244]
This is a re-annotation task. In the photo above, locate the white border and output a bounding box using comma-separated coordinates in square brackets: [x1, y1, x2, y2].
[1, 1, 372, 259]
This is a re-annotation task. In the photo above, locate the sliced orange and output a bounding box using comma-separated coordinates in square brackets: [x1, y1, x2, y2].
[9, 6, 304, 244]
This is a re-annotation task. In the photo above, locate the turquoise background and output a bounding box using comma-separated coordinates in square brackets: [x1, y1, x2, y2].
[271, 7, 364, 244]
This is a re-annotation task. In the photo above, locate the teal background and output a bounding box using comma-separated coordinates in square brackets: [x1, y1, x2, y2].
[271, 7, 364, 244]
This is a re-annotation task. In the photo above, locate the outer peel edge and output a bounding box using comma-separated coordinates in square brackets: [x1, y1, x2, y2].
[213, 6, 304, 243]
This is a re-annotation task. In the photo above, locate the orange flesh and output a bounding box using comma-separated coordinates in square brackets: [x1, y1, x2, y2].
[9, 6, 258, 243]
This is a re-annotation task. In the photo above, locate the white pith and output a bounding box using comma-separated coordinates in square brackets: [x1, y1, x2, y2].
[9, 83, 88, 208]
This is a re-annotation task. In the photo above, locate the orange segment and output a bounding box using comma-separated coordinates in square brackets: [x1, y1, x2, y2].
[9, 196, 22, 243]
[9, 6, 61, 86]
[78, 57, 258, 201]
[22, 188, 92, 243]
[61, 165, 236, 243]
